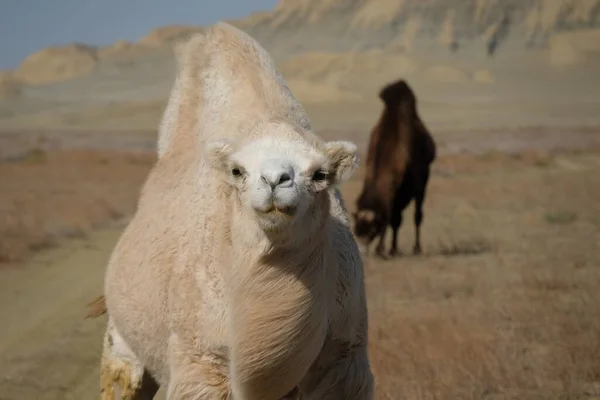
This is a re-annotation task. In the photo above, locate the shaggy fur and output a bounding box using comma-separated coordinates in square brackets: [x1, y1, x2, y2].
[353, 79, 437, 259]
[99, 22, 373, 400]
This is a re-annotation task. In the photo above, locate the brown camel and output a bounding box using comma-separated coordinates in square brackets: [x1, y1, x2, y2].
[353, 79, 437, 259]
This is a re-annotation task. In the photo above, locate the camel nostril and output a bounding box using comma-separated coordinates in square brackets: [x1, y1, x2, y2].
[261, 170, 293, 188]
[278, 172, 291, 185]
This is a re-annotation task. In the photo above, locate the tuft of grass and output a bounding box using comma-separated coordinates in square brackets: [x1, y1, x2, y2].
[545, 211, 577, 225]
[17, 148, 48, 164]
[438, 237, 493, 257]
[531, 156, 552, 167]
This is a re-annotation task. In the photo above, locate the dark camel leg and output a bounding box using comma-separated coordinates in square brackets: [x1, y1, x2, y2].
[389, 208, 403, 257]
[374, 224, 388, 260]
[413, 171, 430, 255]
[413, 201, 423, 255]
[389, 183, 413, 258]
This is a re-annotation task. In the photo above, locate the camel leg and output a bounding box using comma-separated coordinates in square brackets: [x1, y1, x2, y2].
[389, 208, 403, 257]
[101, 318, 159, 400]
[389, 187, 413, 258]
[413, 170, 430, 256]
[374, 226, 388, 260]
[413, 206, 423, 255]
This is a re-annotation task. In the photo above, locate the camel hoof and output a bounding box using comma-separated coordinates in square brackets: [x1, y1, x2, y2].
[389, 249, 402, 258]
[413, 246, 422, 255]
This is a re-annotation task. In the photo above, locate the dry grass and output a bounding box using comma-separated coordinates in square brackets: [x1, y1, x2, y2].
[545, 211, 578, 225]
[436, 237, 493, 257]
[1, 135, 600, 399]
[0, 148, 155, 263]
[338, 148, 600, 400]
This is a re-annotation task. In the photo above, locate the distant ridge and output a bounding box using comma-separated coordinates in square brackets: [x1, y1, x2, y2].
[3, 0, 600, 91]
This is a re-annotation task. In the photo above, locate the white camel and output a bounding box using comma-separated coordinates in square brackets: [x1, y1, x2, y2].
[100, 22, 374, 400]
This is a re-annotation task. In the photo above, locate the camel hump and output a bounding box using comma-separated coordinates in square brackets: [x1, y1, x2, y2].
[158, 22, 310, 158]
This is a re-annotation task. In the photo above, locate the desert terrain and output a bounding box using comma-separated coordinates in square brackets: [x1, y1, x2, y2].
[1, 0, 600, 399]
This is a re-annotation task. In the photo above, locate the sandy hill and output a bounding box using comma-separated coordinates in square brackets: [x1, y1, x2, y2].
[5, 25, 205, 88]
[243, 0, 600, 56]
[98, 40, 134, 59]
[7, 0, 600, 86]
[14, 43, 99, 85]
[138, 25, 206, 47]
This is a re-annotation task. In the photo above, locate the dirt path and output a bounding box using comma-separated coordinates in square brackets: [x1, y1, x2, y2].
[0, 228, 122, 399]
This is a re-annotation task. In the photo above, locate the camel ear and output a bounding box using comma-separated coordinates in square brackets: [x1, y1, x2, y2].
[325, 140, 359, 184]
[204, 139, 234, 171]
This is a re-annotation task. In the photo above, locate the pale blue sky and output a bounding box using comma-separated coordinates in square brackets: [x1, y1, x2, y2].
[0, 0, 278, 69]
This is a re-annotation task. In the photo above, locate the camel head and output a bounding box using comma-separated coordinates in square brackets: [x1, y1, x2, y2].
[205, 122, 358, 237]
[352, 184, 388, 250]
[352, 209, 387, 248]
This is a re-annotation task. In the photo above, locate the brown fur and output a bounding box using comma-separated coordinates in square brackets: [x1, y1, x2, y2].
[353, 79, 436, 258]
[96, 22, 373, 400]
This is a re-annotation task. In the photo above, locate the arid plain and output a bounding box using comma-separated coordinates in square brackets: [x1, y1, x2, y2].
[1, 1, 600, 399]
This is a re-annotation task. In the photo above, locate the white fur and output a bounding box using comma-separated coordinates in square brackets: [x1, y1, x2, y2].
[205, 122, 355, 234]
[157, 75, 182, 158]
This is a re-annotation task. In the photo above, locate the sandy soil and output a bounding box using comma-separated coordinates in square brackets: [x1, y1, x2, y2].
[0, 149, 155, 263]
[0, 229, 117, 399]
[1, 127, 600, 399]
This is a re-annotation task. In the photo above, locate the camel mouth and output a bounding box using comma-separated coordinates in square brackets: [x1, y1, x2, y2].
[255, 206, 298, 233]
[275, 206, 297, 216]
[258, 206, 297, 217]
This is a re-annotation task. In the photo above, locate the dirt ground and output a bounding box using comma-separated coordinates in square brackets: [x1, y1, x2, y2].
[1, 127, 600, 399]
[0, 149, 155, 263]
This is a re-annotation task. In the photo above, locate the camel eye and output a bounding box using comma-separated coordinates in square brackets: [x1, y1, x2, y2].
[231, 167, 242, 177]
[312, 170, 327, 182]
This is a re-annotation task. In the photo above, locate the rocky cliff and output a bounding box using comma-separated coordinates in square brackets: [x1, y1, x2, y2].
[242, 0, 600, 58]
[5, 0, 600, 87]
